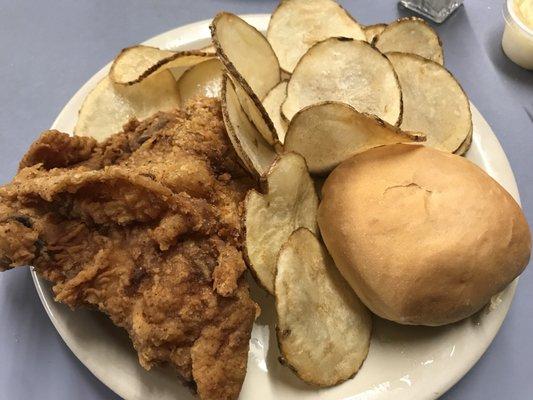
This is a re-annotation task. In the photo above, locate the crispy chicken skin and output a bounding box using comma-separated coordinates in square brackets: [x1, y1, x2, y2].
[0, 98, 258, 400]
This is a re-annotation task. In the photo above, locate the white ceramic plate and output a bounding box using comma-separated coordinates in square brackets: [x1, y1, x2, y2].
[32, 14, 522, 400]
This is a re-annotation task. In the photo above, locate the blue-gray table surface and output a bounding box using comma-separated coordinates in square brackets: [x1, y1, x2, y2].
[0, 1, 531, 399]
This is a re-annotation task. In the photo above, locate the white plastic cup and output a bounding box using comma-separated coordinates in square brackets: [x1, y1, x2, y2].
[502, 0, 533, 69]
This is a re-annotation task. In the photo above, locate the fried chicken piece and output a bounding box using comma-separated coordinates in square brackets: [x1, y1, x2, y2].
[0, 98, 258, 400]
[19, 130, 97, 170]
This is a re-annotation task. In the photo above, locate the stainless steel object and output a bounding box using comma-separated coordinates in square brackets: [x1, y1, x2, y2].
[399, 0, 464, 23]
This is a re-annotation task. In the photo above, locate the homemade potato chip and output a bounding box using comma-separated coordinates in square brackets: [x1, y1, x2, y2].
[364, 23, 387, 42]
[109, 45, 212, 85]
[284, 102, 425, 174]
[199, 44, 216, 54]
[211, 12, 281, 100]
[275, 228, 372, 386]
[267, 0, 366, 73]
[74, 72, 180, 141]
[211, 13, 280, 144]
[387, 52, 472, 153]
[244, 153, 318, 294]
[221, 75, 276, 178]
[282, 38, 402, 125]
[232, 76, 279, 145]
[374, 17, 444, 64]
[454, 129, 473, 156]
[177, 58, 223, 104]
[262, 81, 288, 144]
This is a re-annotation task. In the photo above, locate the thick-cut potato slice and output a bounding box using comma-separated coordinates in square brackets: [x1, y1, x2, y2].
[374, 17, 444, 64]
[284, 102, 426, 175]
[387, 52, 472, 153]
[267, 0, 366, 73]
[275, 228, 372, 387]
[74, 72, 180, 141]
[263, 81, 288, 144]
[221, 75, 276, 178]
[211, 12, 280, 100]
[282, 38, 402, 125]
[110, 45, 213, 85]
[245, 153, 318, 294]
[364, 23, 387, 43]
[177, 58, 224, 103]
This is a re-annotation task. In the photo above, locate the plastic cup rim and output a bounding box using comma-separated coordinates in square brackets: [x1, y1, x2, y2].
[505, 0, 533, 37]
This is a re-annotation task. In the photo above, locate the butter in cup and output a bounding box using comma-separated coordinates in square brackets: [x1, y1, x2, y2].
[502, 0, 533, 69]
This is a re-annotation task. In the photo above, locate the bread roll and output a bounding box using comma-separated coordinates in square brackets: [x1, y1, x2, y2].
[318, 144, 531, 326]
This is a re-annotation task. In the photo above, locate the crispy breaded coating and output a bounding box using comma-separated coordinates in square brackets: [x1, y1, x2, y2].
[0, 98, 257, 400]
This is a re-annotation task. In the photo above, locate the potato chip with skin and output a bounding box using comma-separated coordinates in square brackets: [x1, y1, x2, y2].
[275, 228, 372, 387]
[177, 58, 224, 104]
[221, 75, 276, 178]
[387, 52, 472, 153]
[364, 23, 387, 43]
[454, 129, 473, 156]
[282, 37, 403, 126]
[284, 101, 426, 175]
[211, 12, 281, 100]
[110, 45, 174, 84]
[244, 153, 318, 294]
[232, 76, 280, 146]
[109, 45, 213, 85]
[374, 17, 444, 65]
[267, 0, 366, 73]
[199, 44, 216, 54]
[211, 12, 281, 144]
[74, 72, 180, 141]
[110, 45, 214, 85]
[262, 81, 288, 144]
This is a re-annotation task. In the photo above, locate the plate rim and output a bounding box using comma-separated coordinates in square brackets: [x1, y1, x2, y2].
[30, 13, 521, 400]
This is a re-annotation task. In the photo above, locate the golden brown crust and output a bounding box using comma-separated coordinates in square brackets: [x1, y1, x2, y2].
[191, 286, 256, 400]
[0, 98, 257, 400]
[18, 130, 97, 170]
[318, 144, 531, 326]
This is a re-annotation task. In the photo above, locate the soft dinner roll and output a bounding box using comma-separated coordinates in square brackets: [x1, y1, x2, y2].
[318, 144, 531, 326]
